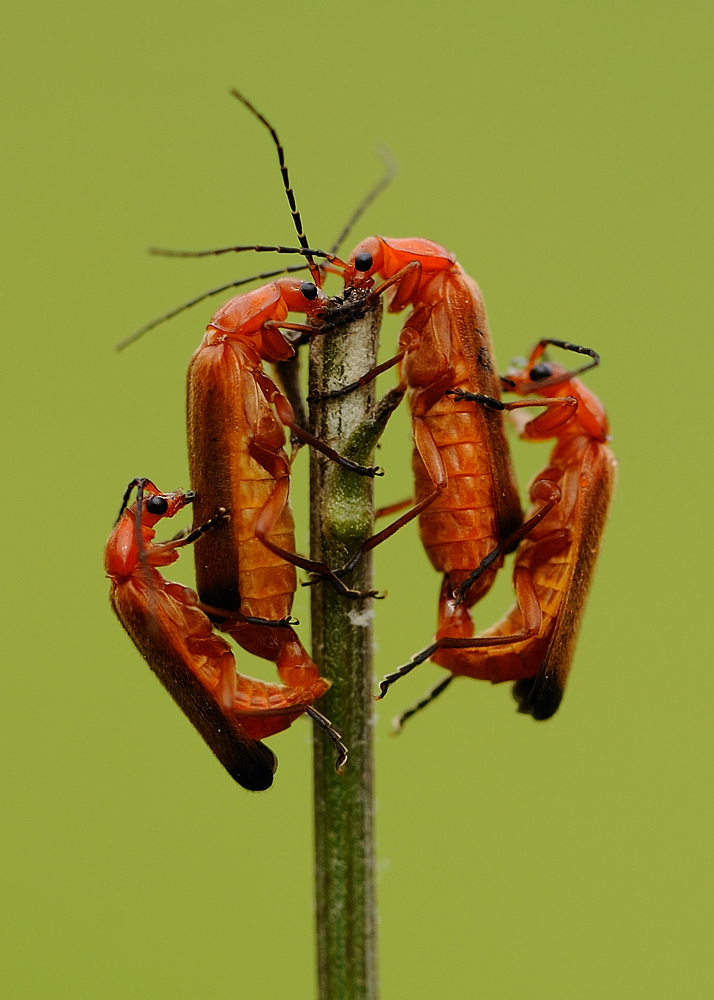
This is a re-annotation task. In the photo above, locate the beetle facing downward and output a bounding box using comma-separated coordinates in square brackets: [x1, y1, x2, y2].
[106, 479, 345, 790]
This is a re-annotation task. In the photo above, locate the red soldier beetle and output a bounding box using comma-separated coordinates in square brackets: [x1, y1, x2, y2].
[379, 340, 616, 727]
[105, 479, 346, 790]
[118, 91, 393, 601]
[183, 92, 395, 618]
[297, 237, 529, 622]
[186, 272, 386, 660]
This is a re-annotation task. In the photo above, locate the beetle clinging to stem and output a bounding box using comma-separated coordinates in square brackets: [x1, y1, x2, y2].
[118, 90, 399, 599]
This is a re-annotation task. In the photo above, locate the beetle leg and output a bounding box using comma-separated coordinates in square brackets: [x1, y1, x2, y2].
[272, 353, 308, 444]
[307, 707, 349, 773]
[319, 382, 450, 581]
[289, 423, 384, 477]
[378, 565, 544, 700]
[375, 497, 413, 519]
[391, 675, 455, 733]
[307, 350, 405, 403]
[253, 475, 380, 600]
[452, 479, 562, 604]
[197, 601, 299, 628]
[255, 369, 383, 477]
[150, 508, 231, 567]
[376, 642, 440, 699]
[449, 386, 578, 437]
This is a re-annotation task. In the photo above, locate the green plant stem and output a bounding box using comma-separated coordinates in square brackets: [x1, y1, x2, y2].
[309, 296, 384, 1000]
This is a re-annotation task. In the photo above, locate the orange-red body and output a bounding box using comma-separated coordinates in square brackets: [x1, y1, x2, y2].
[432, 357, 617, 718]
[341, 236, 522, 613]
[187, 278, 326, 662]
[105, 481, 329, 790]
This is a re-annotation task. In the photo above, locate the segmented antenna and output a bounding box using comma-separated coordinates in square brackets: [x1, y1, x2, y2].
[118, 145, 398, 351]
[536, 339, 600, 379]
[329, 142, 398, 255]
[149, 242, 339, 264]
[116, 476, 143, 523]
[115, 264, 308, 351]
[134, 479, 153, 590]
[230, 89, 320, 285]
[502, 340, 600, 391]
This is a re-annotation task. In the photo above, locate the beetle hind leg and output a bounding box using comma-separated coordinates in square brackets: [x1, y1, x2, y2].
[392, 674, 455, 733]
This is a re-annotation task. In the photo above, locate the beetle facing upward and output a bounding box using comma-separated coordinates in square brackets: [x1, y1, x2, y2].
[381, 342, 616, 727]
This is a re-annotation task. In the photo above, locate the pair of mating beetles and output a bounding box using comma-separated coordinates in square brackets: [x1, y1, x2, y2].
[105, 92, 616, 791]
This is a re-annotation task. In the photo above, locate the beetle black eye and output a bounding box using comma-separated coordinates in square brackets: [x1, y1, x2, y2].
[300, 281, 318, 300]
[354, 251, 373, 272]
[529, 363, 552, 381]
[146, 496, 169, 515]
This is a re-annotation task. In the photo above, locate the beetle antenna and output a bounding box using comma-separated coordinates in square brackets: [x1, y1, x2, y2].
[392, 674, 454, 733]
[330, 142, 398, 255]
[118, 144, 396, 351]
[149, 241, 340, 264]
[134, 479, 151, 582]
[132, 479, 163, 628]
[116, 477, 143, 523]
[528, 340, 601, 388]
[230, 89, 320, 285]
[541, 339, 600, 377]
[115, 264, 310, 351]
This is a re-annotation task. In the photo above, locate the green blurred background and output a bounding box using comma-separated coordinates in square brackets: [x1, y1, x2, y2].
[2, 1, 711, 996]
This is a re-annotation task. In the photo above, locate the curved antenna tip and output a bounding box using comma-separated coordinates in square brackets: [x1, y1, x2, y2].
[371, 141, 399, 181]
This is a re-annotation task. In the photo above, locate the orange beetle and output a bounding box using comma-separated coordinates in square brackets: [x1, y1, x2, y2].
[106, 479, 344, 790]
[381, 341, 616, 726]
